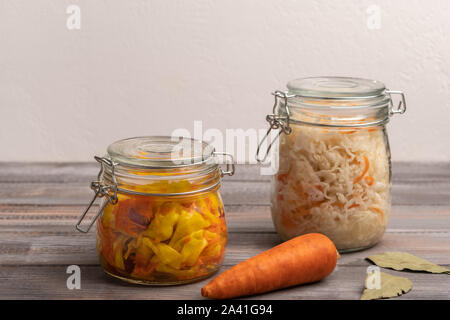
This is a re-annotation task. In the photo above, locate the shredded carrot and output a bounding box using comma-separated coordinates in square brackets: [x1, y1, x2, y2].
[339, 130, 357, 135]
[333, 202, 359, 209]
[277, 173, 288, 183]
[294, 185, 309, 200]
[299, 207, 310, 216]
[369, 206, 384, 217]
[365, 175, 374, 186]
[280, 212, 297, 228]
[354, 156, 370, 184]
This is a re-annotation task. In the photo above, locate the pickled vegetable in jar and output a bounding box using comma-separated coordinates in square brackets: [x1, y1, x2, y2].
[76, 136, 234, 285]
[257, 77, 406, 252]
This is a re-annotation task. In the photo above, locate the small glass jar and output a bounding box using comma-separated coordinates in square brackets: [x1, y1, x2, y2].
[257, 77, 406, 252]
[76, 136, 234, 285]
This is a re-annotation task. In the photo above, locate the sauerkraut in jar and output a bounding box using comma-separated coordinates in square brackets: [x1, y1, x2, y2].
[76, 136, 234, 284]
[258, 77, 406, 252]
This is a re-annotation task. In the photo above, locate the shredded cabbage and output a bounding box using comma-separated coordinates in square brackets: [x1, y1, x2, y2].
[271, 125, 391, 251]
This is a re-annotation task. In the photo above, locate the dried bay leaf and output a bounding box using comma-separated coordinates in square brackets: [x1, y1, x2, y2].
[367, 252, 450, 274]
[361, 272, 412, 300]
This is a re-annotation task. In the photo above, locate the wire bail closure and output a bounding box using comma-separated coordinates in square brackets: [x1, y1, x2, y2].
[386, 90, 407, 115]
[75, 156, 118, 233]
[214, 152, 235, 177]
[256, 91, 293, 163]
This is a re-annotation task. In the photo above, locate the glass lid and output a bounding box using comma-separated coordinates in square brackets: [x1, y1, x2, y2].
[287, 76, 386, 99]
[107, 136, 215, 168]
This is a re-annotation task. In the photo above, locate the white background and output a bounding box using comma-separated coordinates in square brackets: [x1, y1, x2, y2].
[1, 0, 449, 162]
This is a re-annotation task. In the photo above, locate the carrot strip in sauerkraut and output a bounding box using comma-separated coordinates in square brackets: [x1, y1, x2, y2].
[354, 156, 370, 184]
[369, 206, 384, 217]
[339, 130, 357, 135]
[365, 176, 374, 186]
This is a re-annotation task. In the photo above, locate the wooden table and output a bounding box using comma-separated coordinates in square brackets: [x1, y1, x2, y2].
[0, 162, 449, 300]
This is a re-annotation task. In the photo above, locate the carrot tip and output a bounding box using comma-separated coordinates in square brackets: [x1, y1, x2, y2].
[201, 286, 213, 298]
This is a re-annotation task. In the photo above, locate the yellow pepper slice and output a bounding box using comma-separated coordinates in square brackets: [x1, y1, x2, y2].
[144, 202, 181, 241]
[101, 203, 115, 228]
[206, 193, 221, 215]
[144, 238, 183, 269]
[169, 209, 210, 247]
[112, 236, 125, 270]
[125, 235, 154, 264]
[114, 250, 124, 270]
[195, 199, 220, 225]
[154, 263, 198, 278]
[202, 243, 222, 258]
[123, 238, 136, 260]
[167, 180, 192, 193]
[133, 180, 192, 194]
[180, 230, 208, 266]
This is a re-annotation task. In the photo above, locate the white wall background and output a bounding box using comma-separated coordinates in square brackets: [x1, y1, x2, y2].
[1, 0, 449, 162]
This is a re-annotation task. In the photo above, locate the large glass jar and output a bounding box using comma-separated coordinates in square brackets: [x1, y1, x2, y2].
[76, 136, 234, 285]
[257, 77, 406, 252]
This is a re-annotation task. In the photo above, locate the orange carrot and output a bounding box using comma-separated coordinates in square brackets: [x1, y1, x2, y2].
[339, 130, 357, 135]
[277, 173, 288, 182]
[364, 175, 374, 186]
[280, 211, 297, 228]
[369, 206, 384, 217]
[354, 156, 370, 184]
[201, 233, 338, 299]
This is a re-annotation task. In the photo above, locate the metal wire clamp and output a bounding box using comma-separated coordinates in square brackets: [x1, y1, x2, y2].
[214, 152, 235, 177]
[386, 90, 407, 115]
[256, 91, 293, 163]
[75, 156, 118, 233]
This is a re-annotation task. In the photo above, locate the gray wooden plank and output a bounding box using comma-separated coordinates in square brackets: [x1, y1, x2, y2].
[392, 162, 450, 183]
[0, 211, 449, 299]
[2, 204, 450, 232]
[1, 162, 450, 183]
[1, 204, 449, 270]
[0, 162, 98, 183]
[0, 163, 264, 183]
[0, 263, 448, 300]
[1, 218, 449, 266]
[0, 181, 269, 206]
[1, 179, 450, 206]
[1, 162, 450, 206]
